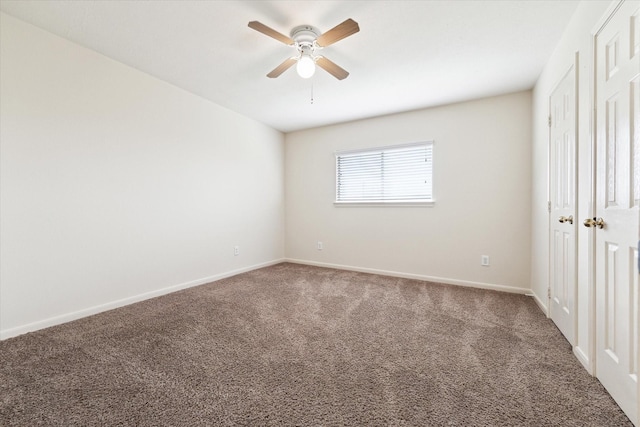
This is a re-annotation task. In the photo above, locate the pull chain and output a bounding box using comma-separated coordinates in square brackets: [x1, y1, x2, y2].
[310, 82, 314, 104]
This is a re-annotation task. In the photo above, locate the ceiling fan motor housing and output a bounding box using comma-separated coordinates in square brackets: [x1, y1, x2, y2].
[290, 25, 320, 47]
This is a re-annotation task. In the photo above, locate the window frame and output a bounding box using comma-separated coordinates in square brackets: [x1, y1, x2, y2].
[334, 141, 435, 207]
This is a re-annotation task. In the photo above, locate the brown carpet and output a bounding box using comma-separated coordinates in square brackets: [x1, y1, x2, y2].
[0, 262, 632, 426]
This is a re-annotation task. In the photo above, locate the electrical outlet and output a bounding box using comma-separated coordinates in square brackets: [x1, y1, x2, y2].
[481, 255, 490, 266]
[317, 241, 323, 251]
[234, 246, 240, 256]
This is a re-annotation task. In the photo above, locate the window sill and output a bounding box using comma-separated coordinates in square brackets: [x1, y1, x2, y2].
[334, 200, 435, 207]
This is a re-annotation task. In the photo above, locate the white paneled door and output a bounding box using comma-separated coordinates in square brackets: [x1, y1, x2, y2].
[594, 1, 640, 424]
[549, 63, 577, 345]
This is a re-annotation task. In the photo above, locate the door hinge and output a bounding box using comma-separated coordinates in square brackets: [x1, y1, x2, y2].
[548, 115, 552, 127]
[547, 201, 551, 213]
[547, 288, 551, 299]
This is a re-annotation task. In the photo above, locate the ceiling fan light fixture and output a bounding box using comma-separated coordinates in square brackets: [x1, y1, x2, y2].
[296, 54, 316, 78]
[249, 19, 358, 80]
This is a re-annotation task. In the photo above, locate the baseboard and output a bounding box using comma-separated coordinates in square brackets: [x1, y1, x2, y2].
[284, 258, 530, 295]
[0, 258, 286, 340]
[528, 291, 549, 316]
[573, 346, 593, 375]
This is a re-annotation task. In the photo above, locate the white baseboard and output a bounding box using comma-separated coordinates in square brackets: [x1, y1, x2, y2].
[0, 258, 286, 340]
[528, 291, 549, 317]
[573, 345, 593, 375]
[284, 258, 530, 295]
[1, 258, 533, 340]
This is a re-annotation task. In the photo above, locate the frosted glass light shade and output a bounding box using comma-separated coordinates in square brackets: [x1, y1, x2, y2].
[296, 55, 316, 79]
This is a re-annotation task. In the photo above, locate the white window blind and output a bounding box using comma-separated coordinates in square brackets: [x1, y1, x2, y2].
[335, 141, 433, 204]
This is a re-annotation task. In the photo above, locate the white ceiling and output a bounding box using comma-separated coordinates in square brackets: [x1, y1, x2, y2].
[0, 0, 581, 133]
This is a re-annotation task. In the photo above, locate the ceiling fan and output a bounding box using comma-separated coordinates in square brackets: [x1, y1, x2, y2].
[248, 18, 360, 80]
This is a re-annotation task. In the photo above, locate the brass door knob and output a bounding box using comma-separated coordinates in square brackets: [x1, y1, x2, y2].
[559, 215, 573, 224]
[583, 217, 605, 229]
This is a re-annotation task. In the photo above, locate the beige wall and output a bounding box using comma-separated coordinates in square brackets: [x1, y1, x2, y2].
[285, 91, 532, 292]
[530, 0, 611, 372]
[0, 13, 285, 338]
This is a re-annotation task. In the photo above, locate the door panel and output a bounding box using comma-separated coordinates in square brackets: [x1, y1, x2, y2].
[633, 76, 639, 207]
[594, 1, 640, 424]
[632, 247, 638, 379]
[549, 64, 577, 344]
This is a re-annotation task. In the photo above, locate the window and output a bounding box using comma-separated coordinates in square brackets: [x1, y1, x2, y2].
[335, 141, 433, 205]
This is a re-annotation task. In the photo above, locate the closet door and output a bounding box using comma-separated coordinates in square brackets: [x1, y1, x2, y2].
[592, 1, 640, 424]
[549, 63, 578, 345]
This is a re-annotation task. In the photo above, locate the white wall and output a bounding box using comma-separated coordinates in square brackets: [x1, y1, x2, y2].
[530, 0, 611, 371]
[285, 91, 532, 292]
[0, 13, 285, 338]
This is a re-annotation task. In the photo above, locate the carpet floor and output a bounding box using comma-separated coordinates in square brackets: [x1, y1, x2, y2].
[0, 262, 633, 426]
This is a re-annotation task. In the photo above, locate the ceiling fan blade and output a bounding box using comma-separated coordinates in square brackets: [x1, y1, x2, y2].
[267, 57, 297, 78]
[316, 57, 349, 80]
[248, 21, 294, 45]
[316, 18, 360, 47]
